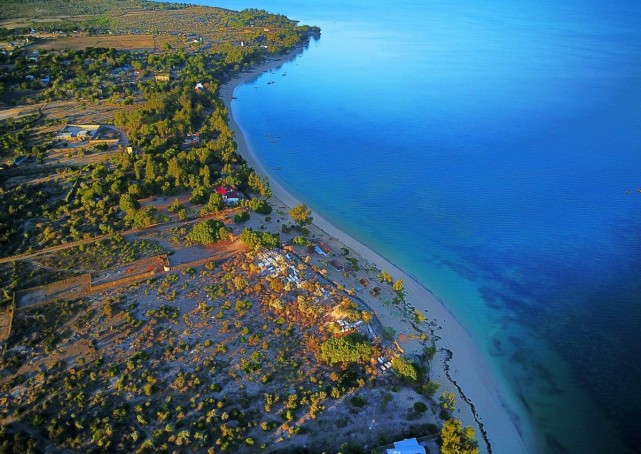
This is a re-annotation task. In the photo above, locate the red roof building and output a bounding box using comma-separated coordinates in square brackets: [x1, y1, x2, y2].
[319, 241, 332, 255]
[215, 185, 241, 204]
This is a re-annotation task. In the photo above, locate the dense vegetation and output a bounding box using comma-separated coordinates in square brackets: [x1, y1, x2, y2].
[318, 333, 373, 366]
[0, 3, 316, 260]
[239, 227, 279, 249]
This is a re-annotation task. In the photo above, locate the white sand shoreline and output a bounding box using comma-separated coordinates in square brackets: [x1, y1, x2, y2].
[220, 48, 538, 454]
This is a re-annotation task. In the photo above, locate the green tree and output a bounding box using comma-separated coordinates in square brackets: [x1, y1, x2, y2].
[206, 192, 224, 211]
[439, 391, 456, 414]
[168, 198, 184, 213]
[130, 207, 157, 228]
[239, 227, 279, 249]
[289, 203, 312, 226]
[144, 159, 157, 183]
[248, 171, 272, 197]
[379, 270, 393, 284]
[187, 220, 227, 245]
[413, 401, 428, 414]
[391, 356, 418, 382]
[119, 193, 140, 213]
[440, 418, 479, 454]
[243, 197, 272, 214]
[318, 333, 373, 366]
[234, 211, 250, 223]
[419, 380, 440, 397]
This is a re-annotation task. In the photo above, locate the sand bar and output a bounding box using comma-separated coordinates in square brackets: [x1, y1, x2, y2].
[220, 47, 539, 454]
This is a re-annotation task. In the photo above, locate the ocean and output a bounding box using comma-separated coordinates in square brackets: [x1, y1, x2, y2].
[197, 0, 641, 451]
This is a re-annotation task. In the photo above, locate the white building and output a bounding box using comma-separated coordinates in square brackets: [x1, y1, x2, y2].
[386, 438, 426, 454]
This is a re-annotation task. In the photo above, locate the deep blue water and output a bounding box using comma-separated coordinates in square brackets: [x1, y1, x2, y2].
[199, 1, 641, 451]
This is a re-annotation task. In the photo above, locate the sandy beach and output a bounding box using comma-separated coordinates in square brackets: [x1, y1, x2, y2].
[220, 48, 538, 454]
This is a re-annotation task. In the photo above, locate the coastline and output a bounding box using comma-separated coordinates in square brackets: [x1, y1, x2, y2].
[220, 48, 538, 454]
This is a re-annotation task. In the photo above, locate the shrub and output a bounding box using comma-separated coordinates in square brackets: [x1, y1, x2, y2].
[234, 211, 250, 223]
[413, 401, 427, 414]
[419, 380, 440, 397]
[292, 236, 310, 246]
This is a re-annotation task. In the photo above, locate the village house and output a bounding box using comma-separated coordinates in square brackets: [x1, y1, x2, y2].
[55, 125, 101, 142]
[329, 259, 343, 271]
[385, 438, 426, 454]
[319, 241, 332, 255]
[55, 131, 73, 140]
[183, 133, 200, 146]
[215, 185, 241, 205]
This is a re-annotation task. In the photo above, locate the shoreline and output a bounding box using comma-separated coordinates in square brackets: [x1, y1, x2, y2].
[220, 48, 538, 454]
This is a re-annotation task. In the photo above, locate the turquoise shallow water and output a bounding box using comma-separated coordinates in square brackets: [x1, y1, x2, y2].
[199, 1, 641, 451]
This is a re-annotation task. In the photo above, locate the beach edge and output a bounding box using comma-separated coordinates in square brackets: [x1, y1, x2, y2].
[219, 48, 538, 454]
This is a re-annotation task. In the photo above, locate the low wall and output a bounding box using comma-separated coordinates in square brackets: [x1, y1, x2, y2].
[88, 138, 119, 145]
[171, 256, 217, 272]
[15, 274, 92, 308]
[0, 294, 15, 342]
[89, 269, 158, 293]
[69, 124, 101, 131]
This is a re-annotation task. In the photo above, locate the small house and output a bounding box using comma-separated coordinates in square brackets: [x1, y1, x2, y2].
[13, 156, 28, 166]
[216, 185, 241, 204]
[319, 241, 332, 255]
[224, 191, 240, 205]
[77, 130, 93, 140]
[329, 259, 343, 271]
[56, 131, 73, 140]
[386, 438, 425, 454]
